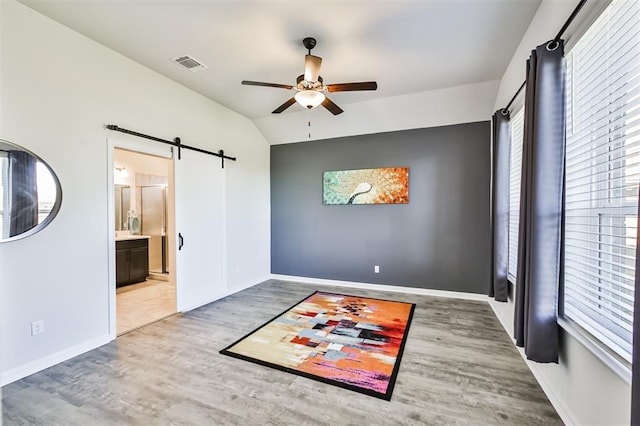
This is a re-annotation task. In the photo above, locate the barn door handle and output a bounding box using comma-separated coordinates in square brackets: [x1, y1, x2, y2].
[178, 233, 184, 250]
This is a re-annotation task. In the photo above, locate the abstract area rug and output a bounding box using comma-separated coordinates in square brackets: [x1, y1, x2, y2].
[220, 291, 415, 400]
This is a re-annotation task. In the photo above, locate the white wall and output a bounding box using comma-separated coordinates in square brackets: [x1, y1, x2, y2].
[114, 149, 170, 183]
[257, 80, 499, 145]
[492, 1, 631, 424]
[0, 0, 270, 385]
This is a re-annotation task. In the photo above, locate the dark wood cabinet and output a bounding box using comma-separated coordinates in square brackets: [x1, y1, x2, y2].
[116, 238, 149, 287]
[115, 248, 130, 285]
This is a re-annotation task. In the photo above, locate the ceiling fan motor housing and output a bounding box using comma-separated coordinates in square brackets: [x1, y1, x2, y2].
[296, 74, 323, 90]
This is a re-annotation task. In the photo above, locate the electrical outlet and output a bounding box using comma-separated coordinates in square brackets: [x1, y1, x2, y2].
[374, 265, 380, 273]
[31, 320, 44, 336]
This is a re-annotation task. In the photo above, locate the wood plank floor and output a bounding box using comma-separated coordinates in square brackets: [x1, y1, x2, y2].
[2, 279, 562, 425]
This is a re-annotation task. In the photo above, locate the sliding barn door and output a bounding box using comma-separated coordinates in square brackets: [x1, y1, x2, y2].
[174, 149, 226, 312]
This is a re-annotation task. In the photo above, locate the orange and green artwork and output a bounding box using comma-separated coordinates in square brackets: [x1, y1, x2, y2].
[220, 291, 415, 400]
[323, 167, 409, 204]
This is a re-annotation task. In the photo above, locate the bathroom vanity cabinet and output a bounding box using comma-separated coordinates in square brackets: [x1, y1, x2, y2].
[116, 237, 149, 287]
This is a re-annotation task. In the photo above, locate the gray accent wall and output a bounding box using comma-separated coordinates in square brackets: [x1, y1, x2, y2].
[271, 122, 490, 294]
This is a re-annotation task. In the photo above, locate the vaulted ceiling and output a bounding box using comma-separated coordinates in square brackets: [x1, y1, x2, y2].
[19, 0, 541, 141]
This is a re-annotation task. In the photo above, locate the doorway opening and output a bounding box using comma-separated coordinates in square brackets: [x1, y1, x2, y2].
[113, 147, 176, 335]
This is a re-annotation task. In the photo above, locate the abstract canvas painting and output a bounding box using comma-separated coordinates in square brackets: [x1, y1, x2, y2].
[323, 167, 409, 205]
[220, 291, 415, 400]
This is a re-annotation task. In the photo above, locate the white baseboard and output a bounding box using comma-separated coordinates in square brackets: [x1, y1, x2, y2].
[2, 278, 267, 387]
[226, 276, 268, 297]
[179, 277, 267, 313]
[272, 275, 578, 424]
[525, 359, 578, 426]
[488, 300, 578, 426]
[0, 334, 113, 387]
[487, 299, 514, 340]
[270, 274, 488, 302]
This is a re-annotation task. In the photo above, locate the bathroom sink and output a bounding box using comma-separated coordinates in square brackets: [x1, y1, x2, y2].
[115, 234, 150, 241]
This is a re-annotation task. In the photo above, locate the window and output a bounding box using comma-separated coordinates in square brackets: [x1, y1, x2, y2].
[0, 153, 56, 239]
[508, 108, 524, 282]
[564, 0, 640, 362]
[0, 153, 8, 238]
[36, 162, 56, 225]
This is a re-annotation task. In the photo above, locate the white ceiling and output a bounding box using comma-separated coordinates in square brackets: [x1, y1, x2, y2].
[19, 0, 541, 123]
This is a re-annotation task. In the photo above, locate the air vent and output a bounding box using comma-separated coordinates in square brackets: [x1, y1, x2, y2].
[171, 55, 207, 72]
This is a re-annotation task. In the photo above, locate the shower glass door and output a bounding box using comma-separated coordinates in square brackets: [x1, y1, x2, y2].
[140, 185, 167, 274]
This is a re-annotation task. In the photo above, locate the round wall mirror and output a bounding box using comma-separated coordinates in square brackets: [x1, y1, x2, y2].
[0, 139, 62, 242]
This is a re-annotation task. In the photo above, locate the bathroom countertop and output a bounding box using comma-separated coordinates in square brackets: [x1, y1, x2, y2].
[115, 234, 151, 241]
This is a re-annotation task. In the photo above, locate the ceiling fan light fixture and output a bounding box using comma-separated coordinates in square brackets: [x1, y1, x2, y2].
[241, 37, 376, 115]
[294, 90, 325, 109]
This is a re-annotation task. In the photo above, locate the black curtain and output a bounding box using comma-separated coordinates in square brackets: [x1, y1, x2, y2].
[490, 110, 511, 302]
[632, 189, 640, 425]
[514, 40, 565, 363]
[8, 150, 38, 237]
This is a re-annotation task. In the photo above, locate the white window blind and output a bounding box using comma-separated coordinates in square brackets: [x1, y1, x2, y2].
[0, 153, 7, 239]
[564, 0, 640, 362]
[35, 162, 56, 225]
[508, 108, 524, 282]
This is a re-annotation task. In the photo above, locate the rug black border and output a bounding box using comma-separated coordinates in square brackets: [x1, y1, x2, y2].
[219, 290, 416, 401]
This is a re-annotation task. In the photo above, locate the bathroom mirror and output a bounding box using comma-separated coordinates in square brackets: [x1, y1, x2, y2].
[0, 139, 62, 243]
[114, 184, 130, 231]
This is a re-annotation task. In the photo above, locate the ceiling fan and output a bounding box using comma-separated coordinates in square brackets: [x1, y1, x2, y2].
[241, 37, 377, 115]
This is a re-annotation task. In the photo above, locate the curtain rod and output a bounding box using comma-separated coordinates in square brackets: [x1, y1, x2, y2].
[502, 0, 588, 113]
[106, 124, 236, 168]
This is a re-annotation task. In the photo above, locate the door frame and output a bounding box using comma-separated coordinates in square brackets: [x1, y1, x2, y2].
[106, 134, 176, 339]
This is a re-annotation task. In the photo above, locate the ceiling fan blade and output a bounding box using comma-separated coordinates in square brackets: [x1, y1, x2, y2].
[272, 97, 297, 114]
[242, 80, 294, 90]
[304, 55, 322, 82]
[321, 97, 344, 115]
[326, 82, 378, 92]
